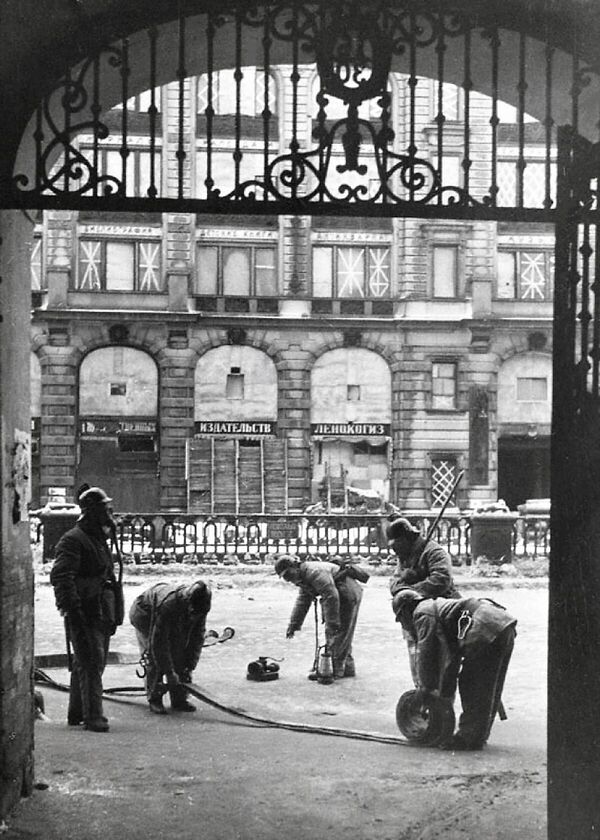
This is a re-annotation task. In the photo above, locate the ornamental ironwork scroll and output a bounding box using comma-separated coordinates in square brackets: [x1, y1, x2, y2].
[7, 0, 594, 217]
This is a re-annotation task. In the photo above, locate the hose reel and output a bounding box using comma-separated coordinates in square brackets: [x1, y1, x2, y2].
[395, 690, 455, 745]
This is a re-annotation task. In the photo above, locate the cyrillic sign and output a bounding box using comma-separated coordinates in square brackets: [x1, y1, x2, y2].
[311, 422, 390, 436]
[194, 421, 276, 436]
[79, 417, 157, 436]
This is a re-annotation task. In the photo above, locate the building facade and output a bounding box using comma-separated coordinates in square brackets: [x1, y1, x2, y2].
[30, 67, 554, 514]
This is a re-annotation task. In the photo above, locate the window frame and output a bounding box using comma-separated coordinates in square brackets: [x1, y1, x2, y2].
[196, 67, 278, 117]
[496, 157, 557, 209]
[430, 359, 459, 412]
[429, 454, 460, 509]
[195, 240, 279, 297]
[431, 243, 460, 299]
[496, 248, 554, 301]
[31, 234, 44, 290]
[429, 80, 464, 123]
[516, 376, 549, 402]
[80, 146, 163, 198]
[75, 237, 164, 293]
[311, 243, 393, 299]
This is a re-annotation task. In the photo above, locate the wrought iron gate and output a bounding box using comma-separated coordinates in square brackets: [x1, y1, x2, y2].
[551, 125, 600, 562]
[5, 0, 598, 222]
[548, 124, 600, 834]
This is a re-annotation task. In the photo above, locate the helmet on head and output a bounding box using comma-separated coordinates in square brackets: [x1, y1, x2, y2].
[78, 486, 112, 511]
[393, 588, 424, 606]
[387, 517, 420, 542]
[392, 588, 425, 620]
[274, 555, 300, 577]
[188, 580, 212, 613]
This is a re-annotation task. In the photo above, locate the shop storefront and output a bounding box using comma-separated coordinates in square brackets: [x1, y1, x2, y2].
[190, 346, 282, 513]
[310, 348, 392, 510]
[76, 347, 160, 511]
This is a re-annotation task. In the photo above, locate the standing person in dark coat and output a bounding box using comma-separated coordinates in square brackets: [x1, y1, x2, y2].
[394, 589, 517, 750]
[50, 486, 120, 732]
[275, 556, 363, 681]
[387, 517, 461, 683]
[129, 580, 212, 714]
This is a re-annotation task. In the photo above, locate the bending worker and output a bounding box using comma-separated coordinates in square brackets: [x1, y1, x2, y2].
[387, 517, 460, 682]
[129, 580, 212, 714]
[275, 555, 362, 681]
[50, 486, 120, 733]
[394, 589, 517, 751]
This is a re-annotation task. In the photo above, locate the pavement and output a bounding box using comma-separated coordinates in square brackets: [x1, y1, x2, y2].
[4, 672, 546, 840]
[2, 572, 547, 840]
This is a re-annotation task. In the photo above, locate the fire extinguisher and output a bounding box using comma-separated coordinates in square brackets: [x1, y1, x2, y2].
[316, 645, 334, 685]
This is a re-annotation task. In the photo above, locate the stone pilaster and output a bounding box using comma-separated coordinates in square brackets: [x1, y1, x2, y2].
[158, 345, 195, 510]
[38, 344, 78, 502]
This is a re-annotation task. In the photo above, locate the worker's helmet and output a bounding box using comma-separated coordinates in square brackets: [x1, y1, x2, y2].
[386, 517, 420, 542]
[188, 580, 212, 613]
[392, 588, 425, 620]
[393, 588, 424, 606]
[274, 555, 300, 577]
[78, 486, 112, 510]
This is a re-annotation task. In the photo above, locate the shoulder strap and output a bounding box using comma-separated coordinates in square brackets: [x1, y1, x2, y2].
[77, 528, 115, 579]
[109, 526, 123, 585]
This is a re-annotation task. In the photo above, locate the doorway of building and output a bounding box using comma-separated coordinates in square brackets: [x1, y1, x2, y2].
[497, 436, 550, 510]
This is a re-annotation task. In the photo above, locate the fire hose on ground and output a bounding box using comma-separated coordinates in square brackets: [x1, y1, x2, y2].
[34, 665, 423, 746]
[33, 663, 464, 748]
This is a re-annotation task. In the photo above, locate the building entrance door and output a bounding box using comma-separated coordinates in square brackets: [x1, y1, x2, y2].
[497, 437, 550, 510]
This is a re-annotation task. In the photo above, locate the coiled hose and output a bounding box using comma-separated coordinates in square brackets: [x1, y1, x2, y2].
[34, 668, 414, 747]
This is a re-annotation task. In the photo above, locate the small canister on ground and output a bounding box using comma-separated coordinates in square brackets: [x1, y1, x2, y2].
[246, 657, 280, 682]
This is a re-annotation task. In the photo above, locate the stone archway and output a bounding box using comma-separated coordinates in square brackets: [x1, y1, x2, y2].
[3, 2, 600, 835]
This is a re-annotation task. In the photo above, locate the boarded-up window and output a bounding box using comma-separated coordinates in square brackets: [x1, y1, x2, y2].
[187, 438, 288, 514]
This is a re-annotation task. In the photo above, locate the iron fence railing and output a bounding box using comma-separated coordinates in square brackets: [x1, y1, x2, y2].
[33, 510, 550, 565]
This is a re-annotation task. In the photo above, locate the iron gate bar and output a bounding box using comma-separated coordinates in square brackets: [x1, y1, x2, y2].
[461, 24, 471, 202]
[1, 191, 593, 223]
[262, 11, 273, 191]
[120, 38, 130, 196]
[92, 54, 101, 198]
[544, 43, 554, 212]
[234, 7, 243, 197]
[147, 27, 159, 200]
[206, 8, 216, 196]
[486, 23, 499, 208]
[177, 12, 187, 201]
[517, 31, 526, 210]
